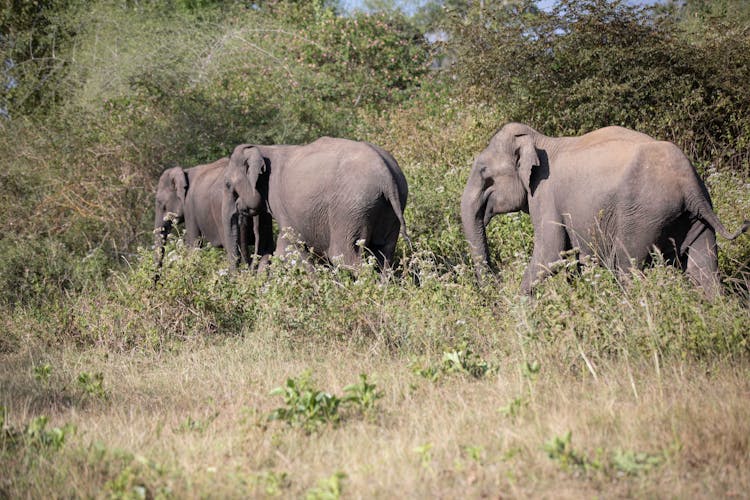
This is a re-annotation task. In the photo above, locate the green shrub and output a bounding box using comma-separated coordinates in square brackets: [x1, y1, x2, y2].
[268, 371, 344, 432]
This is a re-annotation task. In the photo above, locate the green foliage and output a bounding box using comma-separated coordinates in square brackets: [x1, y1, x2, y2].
[611, 449, 664, 476]
[1, 410, 75, 456]
[268, 371, 384, 432]
[441, 344, 495, 378]
[544, 432, 666, 478]
[102, 453, 172, 500]
[0, 0, 78, 114]
[250, 470, 291, 497]
[24, 416, 74, 453]
[342, 374, 383, 413]
[524, 256, 750, 360]
[412, 342, 496, 381]
[175, 412, 218, 434]
[77, 371, 108, 400]
[413, 442, 433, 468]
[544, 431, 601, 473]
[305, 471, 346, 500]
[268, 372, 344, 432]
[670, 0, 750, 32]
[498, 396, 528, 420]
[463, 444, 484, 464]
[0, 236, 110, 308]
[33, 363, 53, 385]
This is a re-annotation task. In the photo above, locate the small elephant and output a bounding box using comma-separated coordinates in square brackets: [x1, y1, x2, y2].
[223, 137, 409, 270]
[460, 122, 749, 297]
[154, 157, 265, 277]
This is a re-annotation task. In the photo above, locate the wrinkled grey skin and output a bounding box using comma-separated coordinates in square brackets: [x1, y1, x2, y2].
[154, 157, 263, 278]
[461, 122, 749, 297]
[224, 137, 409, 270]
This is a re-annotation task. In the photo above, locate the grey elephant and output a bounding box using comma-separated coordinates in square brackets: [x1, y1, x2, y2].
[460, 122, 749, 297]
[154, 157, 266, 277]
[223, 137, 409, 270]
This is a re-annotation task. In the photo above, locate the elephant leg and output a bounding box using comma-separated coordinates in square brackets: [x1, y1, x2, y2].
[369, 217, 401, 270]
[374, 237, 398, 270]
[329, 242, 361, 269]
[521, 218, 567, 294]
[328, 224, 367, 269]
[256, 254, 272, 273]
[185, 216, 200, 248]
[684, 224, 720, 298]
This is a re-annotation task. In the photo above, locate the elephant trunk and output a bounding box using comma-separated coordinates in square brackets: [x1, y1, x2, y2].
[153, 207, 171, 283]
[222, 190, 241, 271]
[235, 178, 262, 216]
[461, 167, 492, 282]
[239, 211, 251, 267]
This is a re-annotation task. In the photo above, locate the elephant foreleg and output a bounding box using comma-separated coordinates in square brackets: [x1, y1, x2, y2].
[185, 217, 200, 248]
[521, 218, 568, 294]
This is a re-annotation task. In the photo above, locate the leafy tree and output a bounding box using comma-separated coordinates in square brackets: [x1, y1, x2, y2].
[669, 0, 750, 26]
[0, 0, 78, 115]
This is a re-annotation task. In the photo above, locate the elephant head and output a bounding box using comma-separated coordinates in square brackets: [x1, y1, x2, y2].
[460, 123, 540, 278]
[154, 167, 188, 271]
[225, 145, 267, 216]
[223, 145, 268, 268]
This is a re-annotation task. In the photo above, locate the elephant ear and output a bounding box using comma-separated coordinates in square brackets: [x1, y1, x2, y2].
[169, 167, 188, 203]
[515, 134, 539, 194]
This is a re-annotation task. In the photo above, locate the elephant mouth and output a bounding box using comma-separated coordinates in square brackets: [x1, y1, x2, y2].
[238, 207, 259, 217]
[482, 189, 496, 226]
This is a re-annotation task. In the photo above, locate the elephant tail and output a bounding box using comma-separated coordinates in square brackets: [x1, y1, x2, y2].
[365, 141, 411, 248]
[385, 187, 411, 249]
[686, 193, 750, 240]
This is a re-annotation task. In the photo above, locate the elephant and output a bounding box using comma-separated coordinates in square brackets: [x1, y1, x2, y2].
[223, 137, 409, 270]
[460, 122, 749, 297]
[153, 157, 268, 278]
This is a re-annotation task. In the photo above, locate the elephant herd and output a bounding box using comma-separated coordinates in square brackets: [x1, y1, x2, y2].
[155, 124, 749, 298]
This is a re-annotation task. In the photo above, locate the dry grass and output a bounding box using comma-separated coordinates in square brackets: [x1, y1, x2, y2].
[3, 316, 749, 498]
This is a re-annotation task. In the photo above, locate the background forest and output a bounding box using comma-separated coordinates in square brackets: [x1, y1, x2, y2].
[2, 0, 749, 497]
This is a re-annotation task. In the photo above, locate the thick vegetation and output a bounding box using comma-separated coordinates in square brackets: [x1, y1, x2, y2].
[1, 0, 749, 497]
